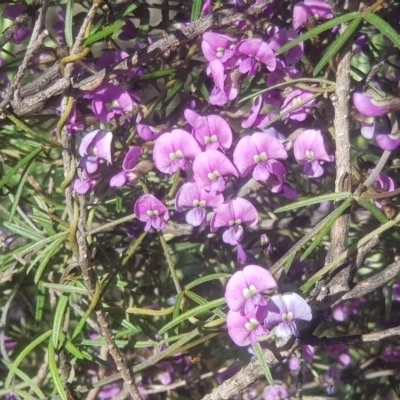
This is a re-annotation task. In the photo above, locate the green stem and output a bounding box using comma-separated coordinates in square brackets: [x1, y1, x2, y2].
[87, 214, 136, 235]
[122, 231, 147, 267]
[139, 179, 149, 194]
[159, 233, 182, 293]
[167, 169, 181, 199]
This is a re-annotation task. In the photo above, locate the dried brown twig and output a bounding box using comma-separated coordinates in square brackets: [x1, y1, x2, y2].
[9, 0, 273, 116]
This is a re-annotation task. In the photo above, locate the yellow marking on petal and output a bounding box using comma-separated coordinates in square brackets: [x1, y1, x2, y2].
[306, 150, 314, 160]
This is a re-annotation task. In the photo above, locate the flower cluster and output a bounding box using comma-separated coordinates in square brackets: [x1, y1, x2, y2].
[225, 265, 312, 347]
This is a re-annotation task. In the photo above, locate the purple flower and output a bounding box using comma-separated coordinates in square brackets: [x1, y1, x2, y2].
[210, 198, 259, 245]
[184, 108, 201, 126]
[192, 115, 233, 151]
[327, 345, 352, 366]
[134, 194, 170, 231]
[225, 265, 277, 314]
[268, 28, 304, 65]
[153, 129, 201, 174]
[175, 181, 224, 226]
[393, 281, 400, 302]
[92, 83, 135, 123]
[280, 89, 316, 121]
[207, 60, 239, 106]
[233, 131, 288, 181]
[262, 385, 290, 400]
[241, 96, 271, 129]
[376, 131, 400, 151]
[3, 5, 31, 44]
[352, 92, 389, 117]
[226, 306, 269, 347]
[293, 0, 334, 31]
[137, 124, 166, 141]
[294, 129, 333, 178]
[323, 365, 340, 395]
[371, 170, 396, 208]
[264, 293, 312, 338]
[118, 18, 137, 41]
[332, 298, 365, 322]
[73, 171, 100, 195]
[193, 149, 238, 194]
[110, 146, 143, 188]
[79, 129, 113, 175]
[235, 38, 276, 76]
[202, 32, 237, 63]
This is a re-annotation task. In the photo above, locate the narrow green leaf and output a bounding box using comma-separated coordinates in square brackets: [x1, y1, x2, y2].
[83, 21, 125, 45]
[173, 291, 185, 321]
[191, 0, 203, 21]
[355, 197, 400, 241]
[8, 157, 36, 223]
[276, 12, 358, 55]
[253, 342, 274, 386]
[48, 341, 68, 400]
[274, 192, 351, 213]
[165, 80, 184, 103]
[7, 193, 42, 233]
[363, 12, 400, 50]
[284, 251, 297, 274]
[27, 235, 64, 276]
[0, 146, 42, 191]
[200, 82, 209, 101]
[122, 2, 141, 17]
[3, 222, 43, 242]
[5, 330, 52, 388]
[185, 291, 226, 320]
[65, 0, 74, 48]
[35, 283, 46, 321]
[2, 361, 46, 399]
[301, 196, 353, 260]
[239, 77, 335, 104]
[53, 293, 70, 348]
[160, 297, 226, 334]
[17, 231, 68, 258]
[314, 16, 362, 76]
[34, 236, 65, 283]
[40, 282, 88, 295]
[140, 68, 177, 80]
[58, 332, 84, 359]
[185, 273, 231, 290]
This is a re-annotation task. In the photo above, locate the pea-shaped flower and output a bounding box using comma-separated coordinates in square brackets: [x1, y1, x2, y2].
[134, 194, 169, 231]
[265, 293, 312, 338]
[226, 306, 269, 347]
[225, 265, 277, 315]
[153, 129, 201, 175]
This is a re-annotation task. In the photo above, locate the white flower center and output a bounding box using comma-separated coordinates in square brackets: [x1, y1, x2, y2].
[205, 135, 218, 144]
[228, 218, 242, 227]
[281, 311, 294, 321]
[169, 150, 184, 161]
[305, 150, 314, 160]
[192, 199, 206, 207]
[245, 318, 259, 331]
[242, 285, 258, 299]
[207, 170, 220, 181]
[216, 48, 224, 58]
[147, 210, 160, 217]
[253, 152, 268, 163]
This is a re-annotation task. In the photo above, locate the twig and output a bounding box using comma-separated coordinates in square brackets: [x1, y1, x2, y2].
[11, 0, 273, 116]
[325, 44, 352, 264]
[335, 258, 400, 304]
[0, 0, 49, 109]
[201, 340, 296, 400]
[0, 1, 42, 51]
